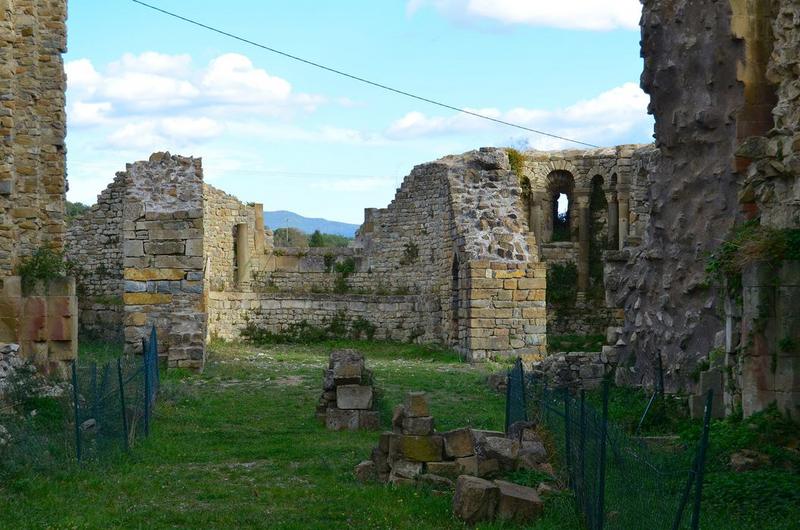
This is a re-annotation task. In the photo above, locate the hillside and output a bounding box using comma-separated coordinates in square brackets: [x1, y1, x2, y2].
[263, 210, 360, 237]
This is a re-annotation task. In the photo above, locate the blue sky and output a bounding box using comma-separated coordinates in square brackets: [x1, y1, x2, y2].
[65, 0, 651, 224]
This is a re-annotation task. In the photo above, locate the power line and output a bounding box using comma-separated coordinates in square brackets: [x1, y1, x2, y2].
[129, 0, 601, 149]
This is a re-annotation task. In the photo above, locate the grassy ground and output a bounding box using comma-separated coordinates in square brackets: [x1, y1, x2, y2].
[0, 340, 581, 529]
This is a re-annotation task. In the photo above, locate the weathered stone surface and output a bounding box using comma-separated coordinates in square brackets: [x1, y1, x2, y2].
[455, 455, 479, 476]
[425, 461, 460, 479]
[479, 436, 520, 470]
[392, 459, 423, 479]
[443, 428, 475, 458]
[402, 415, 434, 435]
[452, 475, 500, 525]
[404, 391, 430, 417]
[730, 450, 770, 472]
[358, 410, 380, 430]
[336, 385, 373, 410]
[354, 460, 376, 483]
[325, 409, 360, 431]
[417, 473, 454, 491]
[400, 435, 443, 462]
[494, 480, 544, 523]
[518, 440, 548, 469]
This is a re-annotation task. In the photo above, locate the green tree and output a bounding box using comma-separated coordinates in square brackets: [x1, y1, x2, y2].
[309, 230, 324, 247]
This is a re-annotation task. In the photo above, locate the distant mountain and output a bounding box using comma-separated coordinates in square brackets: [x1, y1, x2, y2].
[263, 210, 360, 238]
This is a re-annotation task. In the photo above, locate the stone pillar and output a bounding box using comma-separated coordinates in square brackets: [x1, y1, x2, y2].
[606, 191, 619, 250]
[529, 195, 544, 244]
[253, 203, 265, 255]
[576, 195, 590, 294]
[537, 192, 552, 243]
[236, 222, 251, 288]
[618, 191, 630, 250]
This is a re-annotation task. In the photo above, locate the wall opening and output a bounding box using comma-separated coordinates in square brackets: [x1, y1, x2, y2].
[546, 170, 575, 242]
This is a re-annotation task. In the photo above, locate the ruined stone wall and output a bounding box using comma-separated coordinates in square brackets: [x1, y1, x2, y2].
[121, 154, 206, 369]
[208, 291, 439, 344]
[202, 184, 268, 293]
[0, 0, 68, 276]
[64, 175, 125, 341]
[606, 0, 748, 392]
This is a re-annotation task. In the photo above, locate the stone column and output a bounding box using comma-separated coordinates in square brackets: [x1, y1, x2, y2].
[576, 195, 590, 294]
[235, 223, 251, 288]
[618, 190, 630, 250]
[529, 193, 544, 243]
[606, 191, 619, 250]
[538, 192, 552, 243]
[253, 203, 265, 255]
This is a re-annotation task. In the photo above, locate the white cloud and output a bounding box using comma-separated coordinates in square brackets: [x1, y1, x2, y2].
[69, 101, 112, 126]
[108, 52, 193, 76]
[385, 82, 652, 148]
[201, 54, 292, 104]
[407, 0, 641, 31]
[105, 117, 223, 150]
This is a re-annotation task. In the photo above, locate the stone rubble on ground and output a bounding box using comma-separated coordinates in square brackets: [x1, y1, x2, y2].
[354, 392, 555, 524]
[316, 350, 379, 431]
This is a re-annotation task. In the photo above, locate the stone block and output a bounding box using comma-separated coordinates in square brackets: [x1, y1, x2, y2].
[325, 408, 359, 431]
[402, 415, 434, 435]
[425, 461, 460, 479]
[358, 410, 380, 430]
[404, 391, 430, 417]
[452, 475, 499, 525]
[124, 268, 185, 281]
[477, 457, 500, 478]
[336, 385, 373, 410]
[518, 441, 548, 469]
[124, 239, 144, 257]
[122, 293, 172, 305]
[392, 459, 423, 479]
[333, 360, 363, 384]
[322, 369, 334, 391]
[378, 432, 396, 454]
[443, 428, 475, 458]
[354, 460, 376, 483]
[417, 473, 454, 491]
[400, 435, 443, 462]
[479, 436, 519, 471]
[494, 480, 544, 523]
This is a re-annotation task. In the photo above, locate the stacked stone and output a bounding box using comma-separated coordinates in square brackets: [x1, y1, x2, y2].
[0, 343, 22, 396]
[355, 392, 550, 489]
[317, 350, 379, 431]
[531, 348, 618, 390]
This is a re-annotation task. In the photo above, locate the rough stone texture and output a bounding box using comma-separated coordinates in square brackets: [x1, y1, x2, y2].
[605, 0, 749, 393]
[443, 428, 475, 458]
[404, 391, 430, 418]
[452, 475, 500, 525]
[530, 347, 618, 390]
[336, 385, 373, 410]
[119, 154, 207, 369]
[0, 0, 68, 278]
[317, 350, 380, 430]
[399, 435, 443, 462]
[478, 436, 520, 471]
[0, 277, 76, 376]
[494, 480, 544, 523]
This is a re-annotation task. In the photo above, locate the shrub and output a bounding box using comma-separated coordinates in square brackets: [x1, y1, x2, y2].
[546, 262, 578, 307]
[15, 248, 77, 294]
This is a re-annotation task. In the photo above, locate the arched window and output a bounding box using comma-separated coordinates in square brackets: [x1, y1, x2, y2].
[545, 170, 575, 242]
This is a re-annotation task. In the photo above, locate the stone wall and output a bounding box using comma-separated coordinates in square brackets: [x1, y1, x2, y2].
[64, 174, 125, 341]
[605, 0, 749, 392]
[120, 153, 206, 369]
[208, 291, 440, 344]
[0, 0, 68, 276]
[0, 276, 77, 376]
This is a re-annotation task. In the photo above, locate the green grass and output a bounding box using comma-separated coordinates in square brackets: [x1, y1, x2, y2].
[547, 334, 605, 354]
[0, 340, 581, 529]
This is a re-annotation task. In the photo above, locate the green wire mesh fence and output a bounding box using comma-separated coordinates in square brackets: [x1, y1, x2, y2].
[506, 361, 713, 530]
[72, 325, 159, 461]
[0, 326, 160, 476]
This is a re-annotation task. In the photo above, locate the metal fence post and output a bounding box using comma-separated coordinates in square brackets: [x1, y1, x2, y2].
[579, 389, 586, 495]
[143, 346, 151, 437]
[596, 379, 610, 530]
[564, 389, 573, 489]
[117, 358, 130, 451]
[505, 368, 512, 433]
[690, 389, 713, 530]
[71, 361, 82, 462]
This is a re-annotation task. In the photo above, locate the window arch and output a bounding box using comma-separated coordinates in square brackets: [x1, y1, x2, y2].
[545, 170, 575, 242]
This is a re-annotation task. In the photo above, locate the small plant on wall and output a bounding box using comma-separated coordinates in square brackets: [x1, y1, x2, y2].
[15, 247, 79, 294]
[546, 262, 578, 307]
[400, 242, 419, 266]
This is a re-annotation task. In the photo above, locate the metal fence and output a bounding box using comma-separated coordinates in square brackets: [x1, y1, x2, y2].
[506, 358, 713, 530]
[70, 325, 160, 462]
